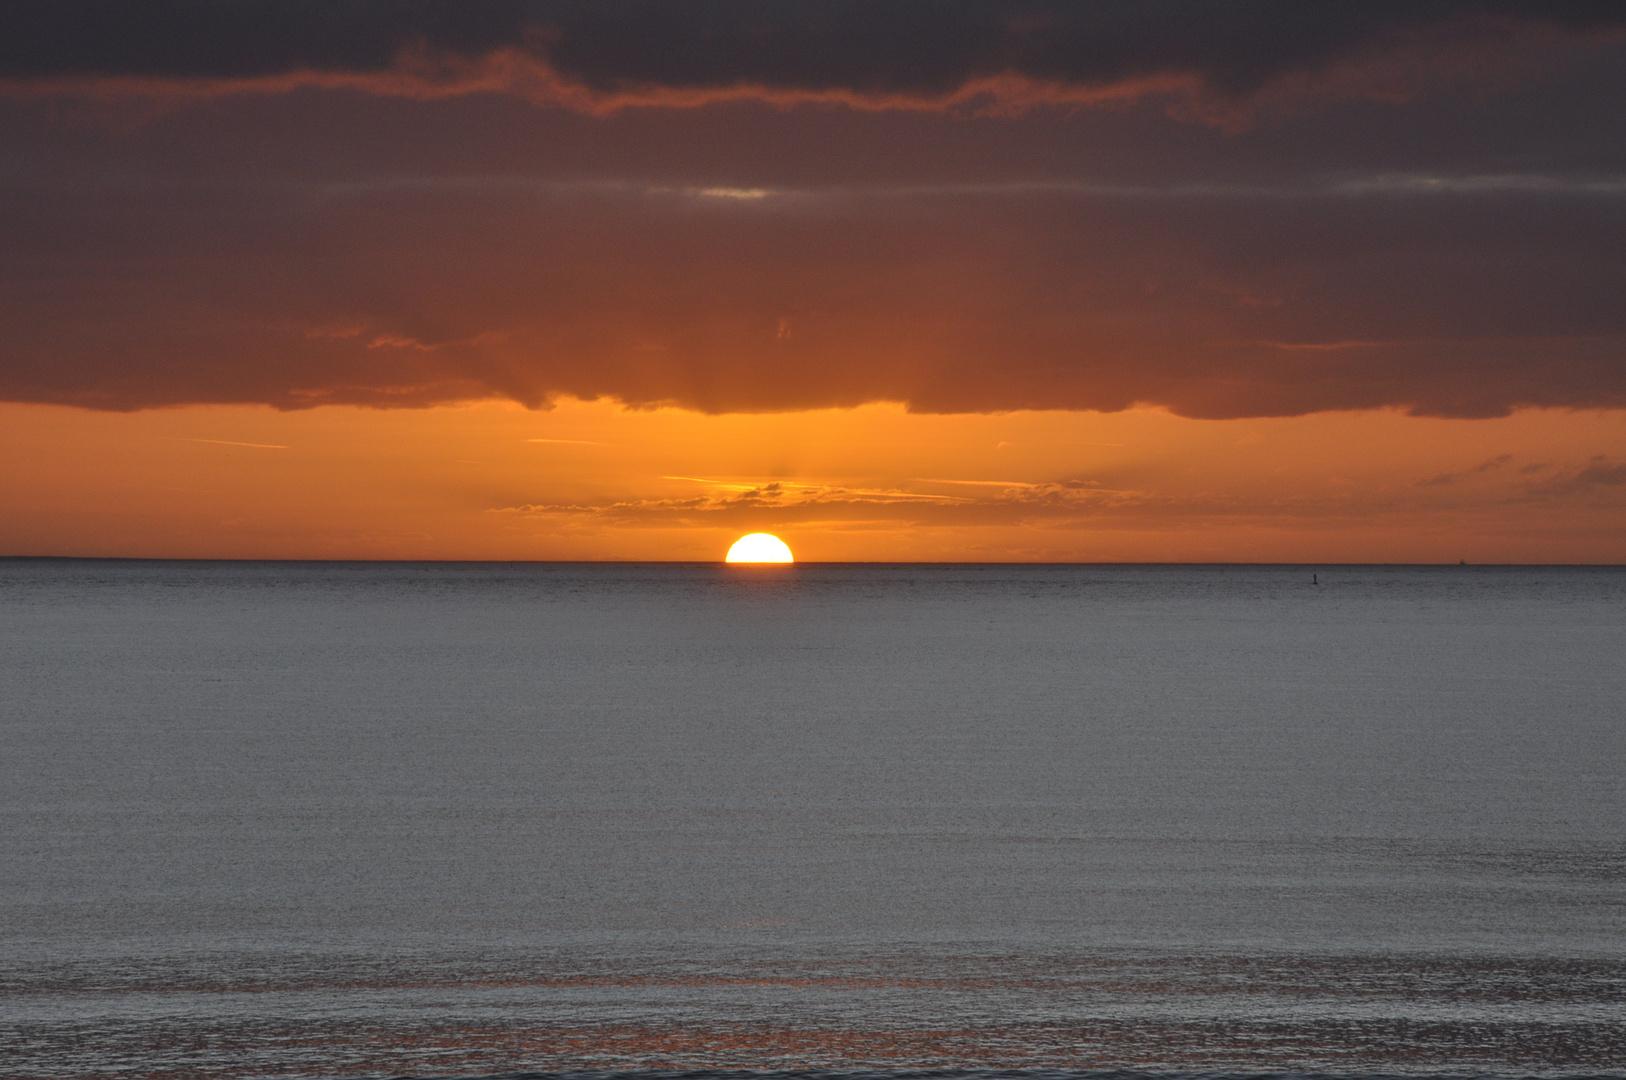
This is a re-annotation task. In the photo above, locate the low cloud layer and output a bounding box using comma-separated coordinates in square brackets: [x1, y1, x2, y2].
[3, 175, 1621, 418]
[488, 452, 1626, 532]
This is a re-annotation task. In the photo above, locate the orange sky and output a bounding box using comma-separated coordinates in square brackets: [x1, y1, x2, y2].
[5, 399, 1623, 562]
[3, 5, 1624, 561]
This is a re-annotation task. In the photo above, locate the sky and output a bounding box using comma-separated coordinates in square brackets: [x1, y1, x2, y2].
[2, 1, 1624, 561]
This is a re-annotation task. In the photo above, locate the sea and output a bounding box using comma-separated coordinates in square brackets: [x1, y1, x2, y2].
[1, 560, 1622, 1079]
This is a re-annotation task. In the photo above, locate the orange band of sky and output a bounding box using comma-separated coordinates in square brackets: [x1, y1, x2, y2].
[5, 399, 1623, 562]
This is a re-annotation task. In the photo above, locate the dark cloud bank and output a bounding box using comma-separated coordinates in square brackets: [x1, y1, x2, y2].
[3, 1, 1622, 93]
[0, 1, 1623, 418]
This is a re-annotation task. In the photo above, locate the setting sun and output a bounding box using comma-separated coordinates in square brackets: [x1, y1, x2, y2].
[725, 533, 794, 563]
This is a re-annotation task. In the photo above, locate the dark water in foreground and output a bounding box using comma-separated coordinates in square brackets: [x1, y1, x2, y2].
[1, 561, 1623, 1078]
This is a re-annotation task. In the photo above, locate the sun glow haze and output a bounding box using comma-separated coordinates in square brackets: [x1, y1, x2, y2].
[726, 533, 794, 563]
[4, 398, 1626, 562]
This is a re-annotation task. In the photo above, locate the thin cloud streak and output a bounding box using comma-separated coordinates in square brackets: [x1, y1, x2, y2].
[170, 437, 288, 449]
[290, 174, 1626, 204]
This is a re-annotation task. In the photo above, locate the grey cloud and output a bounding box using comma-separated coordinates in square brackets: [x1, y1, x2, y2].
[1418, 453, 1514, 486]
[1574, 456, 1626, 486]
[3, 1, 1621, 98]
[2, 174, 1623, 418]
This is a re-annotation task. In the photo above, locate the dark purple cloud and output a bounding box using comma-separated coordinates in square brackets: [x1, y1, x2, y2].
[0, 3, 1622, 418]
[4, 1, 1621, 93]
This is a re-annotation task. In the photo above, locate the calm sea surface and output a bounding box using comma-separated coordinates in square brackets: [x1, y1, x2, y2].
[1, 561, 1623, 1078]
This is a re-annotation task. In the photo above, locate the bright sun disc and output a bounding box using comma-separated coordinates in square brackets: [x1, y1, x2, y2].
[726, 533, 794, 563]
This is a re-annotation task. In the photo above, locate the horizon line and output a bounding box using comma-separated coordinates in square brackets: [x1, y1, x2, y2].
[3, 555, 1622, 569]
